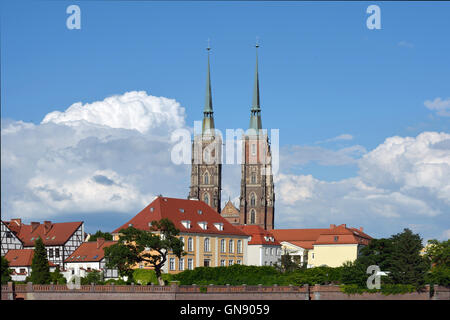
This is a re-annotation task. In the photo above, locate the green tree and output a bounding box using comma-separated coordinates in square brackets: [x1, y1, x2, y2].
[88, 230, 113, 242]
[1, 256, 12, 284]
[274, 249, 301, 273]
[81, 270, 103, 285]
[30, 237, 51, 284]
[388, 228, 429, 289]
[104, 218, 185, 285]
[424, 239, 450, 286]
[50, 266, 67, 284]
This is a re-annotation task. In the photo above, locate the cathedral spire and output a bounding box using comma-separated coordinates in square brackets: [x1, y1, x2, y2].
[202, 42, 215, 133]
[249, 41, 262, 131]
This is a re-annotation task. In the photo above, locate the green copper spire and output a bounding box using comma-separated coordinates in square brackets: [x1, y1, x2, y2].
[249, 42, 262, 131]
[203, 43, 215, 133]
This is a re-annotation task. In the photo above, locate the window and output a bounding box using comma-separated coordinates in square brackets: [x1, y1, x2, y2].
[20, 268, 26, 274]
[214, 223, 223, 231]
[204, 238, 211, 252]
[55, 248, 60, 258]
[169, 258, 175, 271]
[179, 208, 185, 213]
[312, 253, 315, 259]
[48, 248, 54, 258]
[250, 210, 256, 224]
[265, 248, 269, 255]
[237, 240, 242, 254]
[251, 172, 256, 184]
[180, 237, 185, 250]
[228, 260, 234, 266]
[220, 239, 226, 253]
[270, 248, 274, 256]
[220, 260, 226, 266]
[204, 193, 209, 205]
[251, 143, 256, 156]
[6, 232, 12, 238]
[188, 237, 193, 252]
[188, 259, 193, 270]
[181, 220, 191, 229]
[250, 193, 256, 206]
[334, 236, 339, 242]
[198, 221, 208, 230]
[204, 259, 210, 267]
[179, 258, 185, 271]
[229, 240, 234, 253]
[204, 172, 209, 185]
[236, 260, 241, 265]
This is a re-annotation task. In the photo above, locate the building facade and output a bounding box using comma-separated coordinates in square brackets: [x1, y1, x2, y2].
[236, 225, 281, 266]
[4, 249, 56, 282]
[112, 196, 250, 274]
[1, 220, 23, 256]
[188, 46, 222, 213]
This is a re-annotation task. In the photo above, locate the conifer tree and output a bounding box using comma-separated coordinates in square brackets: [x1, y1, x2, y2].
[30, 237, 51, 284]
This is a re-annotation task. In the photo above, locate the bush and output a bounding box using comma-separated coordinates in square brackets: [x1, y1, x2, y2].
[80, 270, 103, 285]
[133, 269, 158, 285]
[340, 283, 416, 295]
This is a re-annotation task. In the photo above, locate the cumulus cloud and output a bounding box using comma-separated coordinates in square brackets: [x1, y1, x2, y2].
[1, 91, 190, 223]
[275, 132, 450, 239]
[315, 133, 354, 144]
[424, 97, 450, 117]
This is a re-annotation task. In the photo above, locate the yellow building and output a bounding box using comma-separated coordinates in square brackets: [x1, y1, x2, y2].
[112, 196, 249, 274]
[273, 224, 372, 268]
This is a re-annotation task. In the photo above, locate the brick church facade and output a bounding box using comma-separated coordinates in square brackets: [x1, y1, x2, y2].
[188, 44, 275, 230]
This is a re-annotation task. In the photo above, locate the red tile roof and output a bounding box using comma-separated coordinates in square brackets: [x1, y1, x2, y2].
[65, 239, 117, 263]
[5, 249, 56, 267]
[2, 220, 83, 246]
[272, 224, 372, 248]
[236, 225, 281, 246]
[112, 197, 248, 237]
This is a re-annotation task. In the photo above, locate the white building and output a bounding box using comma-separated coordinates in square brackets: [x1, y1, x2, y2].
[236, 225, 281, 266]
[4, 249, 56, 282]
[64, 238, 119, 281]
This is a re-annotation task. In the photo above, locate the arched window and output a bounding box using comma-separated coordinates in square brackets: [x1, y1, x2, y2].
[188, 237, 193, 252]
[250, 193, 256, 206]
[250, 209, 256, 224]
[204, 238, 210, 252]
[203, 193, 209, 205]
[204, 172, 209, 184]
[251, 172, 256, 184]
[229, 240, 234, 253]
[237, 240, 242, 254]
[220, 239, 226, 253]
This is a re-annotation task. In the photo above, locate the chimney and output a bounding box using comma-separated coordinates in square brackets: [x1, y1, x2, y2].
[330, 224, 336, 229]
[44, 221, 52, 234]
[31, 222, 40, 232]
[11, 218, 22, 226]
[341, 224, 347, 228]
[359, 227, 364, 232]
[97, 237, 105, 249]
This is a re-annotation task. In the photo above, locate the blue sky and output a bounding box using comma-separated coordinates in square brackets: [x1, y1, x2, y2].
[1, 1, 449, 241]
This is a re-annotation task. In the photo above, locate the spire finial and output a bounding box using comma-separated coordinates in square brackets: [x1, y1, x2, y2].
[249, 38, 262, 131]
[207, 38, 211, 51]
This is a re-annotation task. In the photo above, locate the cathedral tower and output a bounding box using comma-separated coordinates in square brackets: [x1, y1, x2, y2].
[239, 44, 275, 230]
[188, 45, 222, 212]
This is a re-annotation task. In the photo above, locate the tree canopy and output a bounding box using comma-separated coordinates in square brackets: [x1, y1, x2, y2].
[30, 237, 51, 284]
[88, 230, 113, 242]
[104, 218, 185, 285]
[1, 256, 12, 284]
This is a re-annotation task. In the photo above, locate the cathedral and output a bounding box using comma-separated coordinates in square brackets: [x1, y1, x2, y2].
[188, 44, 275, 230]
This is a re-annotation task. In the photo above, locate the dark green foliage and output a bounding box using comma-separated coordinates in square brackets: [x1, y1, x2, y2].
[1, 256, 12, 284]
[284, 266, 342, 285]
[388, 229, 429, 289]
[104, 218, 185, 285]
[50, 266, 67, 284]
[340, 283, 416, 295]
[274, 250, 302, 273]
[80, 270, 103, 285]
[30, 238, 51, 284]
[88, 230, 113, 242]
[424, 239, 450, 286]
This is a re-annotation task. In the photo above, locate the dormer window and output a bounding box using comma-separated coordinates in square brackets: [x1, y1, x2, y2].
[128, 224, 133, 227]
[197, 210, 202, 215]
[213, 223, 223, 231]
[334, 236, 339, 242]
[150, 207, 154, 212]
[198, 221, 208, 230]
[181, 220, 191, 229]
[179, 208, 185, 213]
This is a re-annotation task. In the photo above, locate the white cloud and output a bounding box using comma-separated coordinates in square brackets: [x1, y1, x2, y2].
[315, 133, 354, 144]
[424, 97, 450, 117]
[1, 91, 190, 221]
[397, 40, 414, 48]
[274, 131, 450, 239]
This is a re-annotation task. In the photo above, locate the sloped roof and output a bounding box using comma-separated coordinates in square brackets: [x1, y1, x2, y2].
[236, 225, 281, 246]
[221, 200, 240, 217]
[112, 197, 248, 237]
[2, 220, 83, 246]
[65, 240, 117, 263]
[5, 249, 56, 267]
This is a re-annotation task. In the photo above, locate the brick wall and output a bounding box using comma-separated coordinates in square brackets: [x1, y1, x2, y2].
[2, 282, 448, 300]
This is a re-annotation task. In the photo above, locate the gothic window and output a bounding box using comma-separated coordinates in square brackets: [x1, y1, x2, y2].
[204, 193, 210, 205]
[204, 172, 209, 184]
[250, 193, 256, 207]
[251, 172, 256, 184]
[250, 209, 256, 224]
[251, 143, 256, 156]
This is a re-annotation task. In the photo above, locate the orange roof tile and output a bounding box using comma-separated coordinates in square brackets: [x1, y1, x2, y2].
[2, 220, 83, 246]
[112, 197, 248, 237]
[65, 239, 117, 263]
[236, 225, 281, 246]
[5, 249, 56, 267]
